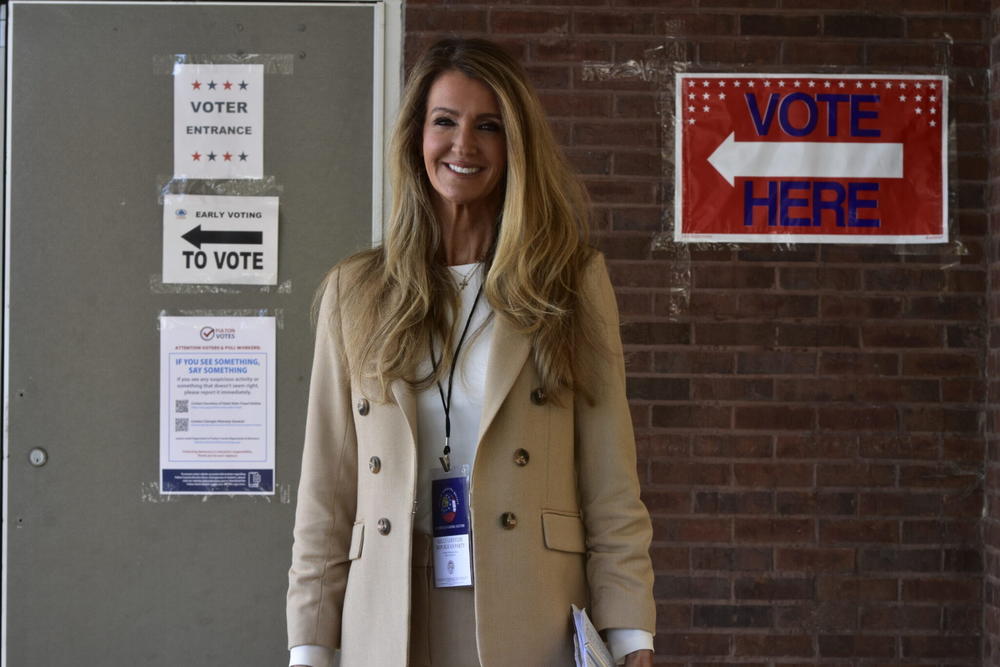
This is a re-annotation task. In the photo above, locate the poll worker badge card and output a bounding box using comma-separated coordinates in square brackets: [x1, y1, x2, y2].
[675, 73, 947, 244]
[432, 465, 473, 588]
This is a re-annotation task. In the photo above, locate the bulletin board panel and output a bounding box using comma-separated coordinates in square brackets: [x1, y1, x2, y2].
[3, 2, 391, 664]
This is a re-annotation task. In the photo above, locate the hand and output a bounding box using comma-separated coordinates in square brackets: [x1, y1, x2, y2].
[624, 649, 653, 666]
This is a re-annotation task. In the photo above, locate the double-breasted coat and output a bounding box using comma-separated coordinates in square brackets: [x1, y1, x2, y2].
[287, 252, 655, 666]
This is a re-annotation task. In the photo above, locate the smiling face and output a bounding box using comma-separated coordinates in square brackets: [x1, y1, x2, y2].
[421, 70, 507, 213]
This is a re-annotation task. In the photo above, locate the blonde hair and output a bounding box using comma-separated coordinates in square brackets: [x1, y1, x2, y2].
[340, 38, 596, 402]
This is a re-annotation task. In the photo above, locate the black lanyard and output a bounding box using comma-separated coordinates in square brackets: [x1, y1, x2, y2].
[430, 282, 484, 472]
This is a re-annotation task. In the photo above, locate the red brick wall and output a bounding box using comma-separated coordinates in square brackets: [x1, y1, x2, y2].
[986, 1, 1000, 663]
[407, 2, 989, 662]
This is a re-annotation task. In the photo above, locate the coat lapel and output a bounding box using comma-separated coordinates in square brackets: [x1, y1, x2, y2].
[390, 378, 419, 450]
[477, 314, 532, 441]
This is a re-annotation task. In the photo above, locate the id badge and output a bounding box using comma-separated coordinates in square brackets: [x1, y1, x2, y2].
[431, 464, 473, 588]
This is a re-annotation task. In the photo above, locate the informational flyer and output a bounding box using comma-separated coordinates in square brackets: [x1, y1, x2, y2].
[675, 73, 948, 244]
[162, 194, 279, 285]
[173, 63, 264, 179]
[159, 316, 275, 494]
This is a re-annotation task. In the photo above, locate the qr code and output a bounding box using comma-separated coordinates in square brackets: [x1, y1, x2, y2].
[175, 400, 189, 414]
[175, 418, 189, 432]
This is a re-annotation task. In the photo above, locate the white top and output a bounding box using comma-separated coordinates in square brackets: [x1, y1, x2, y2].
[290, 263, 651, 666]
[414, 262, 493, 534]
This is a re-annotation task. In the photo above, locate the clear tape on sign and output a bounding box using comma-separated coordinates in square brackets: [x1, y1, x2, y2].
[148, 275, 292, 296]
[149, 275, 242, 295]
[156, 308, 285, 331]
[583, 43, 692, 316]
[139, 480, 292, 503]
[153, 53, 295, 76]
[157, 173, 283, 204]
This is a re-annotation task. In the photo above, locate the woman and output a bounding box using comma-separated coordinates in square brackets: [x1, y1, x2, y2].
[287, 38, 655, 667]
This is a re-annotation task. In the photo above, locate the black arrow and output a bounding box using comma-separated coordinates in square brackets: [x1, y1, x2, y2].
[181, 225, 263, 249]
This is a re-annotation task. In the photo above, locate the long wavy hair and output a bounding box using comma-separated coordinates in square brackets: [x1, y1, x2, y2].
[339, 38, 596, 402]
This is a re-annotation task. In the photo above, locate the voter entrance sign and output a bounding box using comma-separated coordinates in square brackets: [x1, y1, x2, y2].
[174, 63, 264, 180]
[674, 73, 948, 244]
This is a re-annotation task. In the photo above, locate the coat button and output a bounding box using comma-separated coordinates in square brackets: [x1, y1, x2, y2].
[357, 398, 370, 416]
[513, 449, 530, 466]
[377, 518, 391, 535]
[530, 388, 546, 405]
[501, 512, 518, 529]
[369, 456, 381, 474]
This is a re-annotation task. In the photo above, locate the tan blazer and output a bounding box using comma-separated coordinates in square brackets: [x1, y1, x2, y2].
[287, 252, 655, 666]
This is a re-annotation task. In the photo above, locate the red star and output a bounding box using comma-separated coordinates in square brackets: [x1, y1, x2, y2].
[192, 80, 201, 90]
[192, 152, 201, 161]
[223, 81, 233, 90]
[223, 152, 233, 161]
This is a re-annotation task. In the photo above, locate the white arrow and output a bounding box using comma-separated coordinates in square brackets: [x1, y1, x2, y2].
[707, 132, 904, 186]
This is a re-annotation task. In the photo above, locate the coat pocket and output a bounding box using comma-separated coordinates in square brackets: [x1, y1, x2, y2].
[348, 521, 365, 560]
[541, 510, 586, 554]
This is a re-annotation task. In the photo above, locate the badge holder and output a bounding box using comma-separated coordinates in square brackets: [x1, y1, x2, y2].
[430, 464, 473, 588]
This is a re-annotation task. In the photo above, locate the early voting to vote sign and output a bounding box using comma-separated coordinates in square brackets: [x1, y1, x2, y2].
[162, 194, 279, 285]
[159, 316, 276, 495]
[174, 63, 264, 179]
[675, 73, 948, 244]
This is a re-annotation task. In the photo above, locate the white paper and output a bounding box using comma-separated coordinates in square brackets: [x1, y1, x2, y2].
[162, 194, 279, 285]
[433, 534, 473, 587]
[572, 605, 614, 667]
[173, 64, 264, 179]
[159, 316, 276, 494]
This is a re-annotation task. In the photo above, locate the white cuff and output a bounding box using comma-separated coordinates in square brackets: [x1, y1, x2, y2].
[289, 644, 335, 667]
[606, 628, 654, 664]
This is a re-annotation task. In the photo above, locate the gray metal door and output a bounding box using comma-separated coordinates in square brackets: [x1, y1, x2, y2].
[3, 2, 389, 664]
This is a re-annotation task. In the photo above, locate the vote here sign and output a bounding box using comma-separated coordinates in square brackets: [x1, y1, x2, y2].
[674, 73, 948, 244]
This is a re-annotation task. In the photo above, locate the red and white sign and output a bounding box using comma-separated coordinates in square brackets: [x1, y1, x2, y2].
[674, 73, 948, 244]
